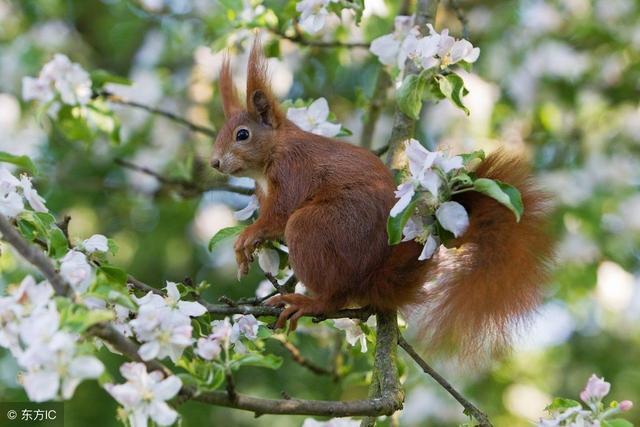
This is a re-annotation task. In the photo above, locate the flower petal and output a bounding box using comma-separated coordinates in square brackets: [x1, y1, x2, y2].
[177, 300, 207, 317]
[153, 375, 182, 401]
[435, 201, 469, 238]
[149, 400, 179, 426]
[418, 234, 439, 260]
[138, 341, 160, 361]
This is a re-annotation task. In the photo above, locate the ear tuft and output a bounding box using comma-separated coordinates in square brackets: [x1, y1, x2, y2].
[219, 54, 242, 118]
[246, 35, 283, 128]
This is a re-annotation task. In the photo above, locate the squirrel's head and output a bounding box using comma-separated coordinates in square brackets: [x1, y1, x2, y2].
[211, 38, 284, 177]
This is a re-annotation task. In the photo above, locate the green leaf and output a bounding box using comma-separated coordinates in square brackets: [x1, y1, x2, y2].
[208, 225, 246, 251]
[337, 127, 352, 137]
[602, 419, 634, 427]
[460, 150, 486, 165]
[544, 397, 582, 412]
[48, 228, 69, 259]
[386, 198, 419, 245]
[0, 151, 37, 175]
[473, 178, 524, 222]
[58, 302, 114, 333]
[229, 353, 283, 370]
[57, 106, 93, 142]
[87, 103, 121, 144]
[99, 265, 128, 287]
[90, 69, 132, 88]
[397, 74, 427, 120]
[436, 73, 470, 115]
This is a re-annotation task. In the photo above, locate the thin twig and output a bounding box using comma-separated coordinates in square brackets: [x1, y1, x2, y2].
[397, 335, 492, 427]
[359, 0, 412, 150]
[115, 158, 254, 196]
[0, 215, 68, 295]
[273, 335, 337, 378]
[124, 270, 373, 321]
[99, 91, 217, 137]
[225, 370, 238, 403]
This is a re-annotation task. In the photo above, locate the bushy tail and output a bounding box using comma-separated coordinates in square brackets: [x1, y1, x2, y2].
[407, 150, 553, 360]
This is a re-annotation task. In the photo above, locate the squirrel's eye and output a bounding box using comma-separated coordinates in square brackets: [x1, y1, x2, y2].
[235, 128, 250, 141]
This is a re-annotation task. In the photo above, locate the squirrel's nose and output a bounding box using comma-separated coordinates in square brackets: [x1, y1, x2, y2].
[210, 159, 221, 170]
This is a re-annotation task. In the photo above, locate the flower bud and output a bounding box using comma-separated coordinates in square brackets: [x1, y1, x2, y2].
[619, 400, 633, 412]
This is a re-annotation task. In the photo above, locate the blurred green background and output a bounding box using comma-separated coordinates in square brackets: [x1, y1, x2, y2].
[0, 0, 639, 426]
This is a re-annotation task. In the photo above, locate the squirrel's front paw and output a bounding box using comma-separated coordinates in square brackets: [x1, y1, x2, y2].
[234, 228, 264, 278]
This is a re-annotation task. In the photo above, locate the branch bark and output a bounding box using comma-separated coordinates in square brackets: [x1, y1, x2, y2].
[0, 215, 68, 296]
[359, 0, 412, 150]
[385, 0, 441, 168]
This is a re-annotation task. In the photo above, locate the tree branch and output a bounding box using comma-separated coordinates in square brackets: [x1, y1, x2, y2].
[124, 270, 374, 322]
[359, 0, 412, 150]
[397, 335, 492, 427]
[385, 0, 441, 168]
[0, 215, 68, 295]
[100, 91, 217, 138]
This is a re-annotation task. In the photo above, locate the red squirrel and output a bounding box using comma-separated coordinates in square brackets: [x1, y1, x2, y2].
[210, 39, 553, 357]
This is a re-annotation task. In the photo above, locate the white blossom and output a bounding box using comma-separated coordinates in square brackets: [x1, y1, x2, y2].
[0, 276, 54, 353]
[429, 25, 480, 67]
[210, 317, 234, 343]
[135, 314, 193, 363]
[374, 23, 480, 71]
[231, 314, 259, 341]
[435, 201, 469, 238]
[59, 250, 93, 293]
[104, 362, 182, 427]
[0, 167, 24, 218]
[82, 234, 109, 253]
[370, 16, 414, 66]
[19, 174, 48, 213]
[15, 304, 103, 402]
[22, 54, 92, 114]
[132, 281, 206, 324]
[196, 336, 222, 360]
[286, 98, 342, 137]
[333, 319, 368, 352]
[296, 0, 336, 34]
[580, 374, 610, 404]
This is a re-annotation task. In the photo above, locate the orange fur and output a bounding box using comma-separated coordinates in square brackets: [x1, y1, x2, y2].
[212, 40, 554, 360]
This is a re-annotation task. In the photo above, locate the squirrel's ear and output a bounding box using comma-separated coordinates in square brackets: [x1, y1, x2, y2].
[246, 36, 283, 128]
[219, 55, 242, 118]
